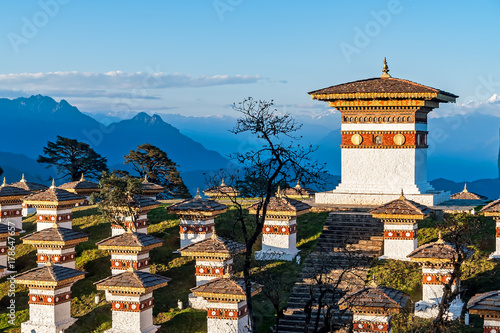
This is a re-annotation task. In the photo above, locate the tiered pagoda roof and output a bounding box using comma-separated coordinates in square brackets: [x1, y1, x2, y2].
[467, 290, 500, 316]
[167, 190, 227, 216]
[96, 230, 163, 252]
[0, 178, 31, 202]
[140, 176, 164, 197]
[370, 192, 432, 219]
[308, 67, 458, 103]
[481, 199, 500, 216]
[15, 263, 86, 287]
[203, 179, 239, 199]
[280, 181, 316, 199]
[94, 269, 171, 294]
[59, 174, 100, 195]
[21, 224, 88, 247]
[450, 184, 487, 201]
[9, 174, 48, 192]
[339, 286, 409, 314]
[407, 233, 459, 263]
[23, 180, 85, 206]
[179, 233, 245, 259]
[247, 194, 311, 217]
[191, 278, 261, 302]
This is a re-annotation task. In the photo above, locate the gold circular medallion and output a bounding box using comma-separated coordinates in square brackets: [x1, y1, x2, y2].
[393, 134, 406, 146]
[351, 134, 363, 145]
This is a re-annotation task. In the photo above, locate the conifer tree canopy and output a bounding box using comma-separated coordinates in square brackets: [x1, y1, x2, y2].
[37, 135, 108, 181]
[124, 143, 191, 199]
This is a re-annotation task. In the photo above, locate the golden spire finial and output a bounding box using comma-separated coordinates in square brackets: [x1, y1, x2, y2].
[463, 183, 468, 193]
[220, 178, 225, 186]
[144, 174, 148, 181]
[277, 186, 281, 197]
[127, 265, 135, 272]
[381, 57, 391, 78]
[50, 179, 56, 189]
[45, 257, 53, 266]
[295, 180, 301, 188]
[80, 173, 85, 181]
[399, 189, 405, 200]
[195, 188, 201, 199]
[436, 231, 444, 244]
[21, 173, 26, 182]
[1, 177, 6, 187]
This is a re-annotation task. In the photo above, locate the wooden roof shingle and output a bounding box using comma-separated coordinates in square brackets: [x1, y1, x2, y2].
[339, 286, 409, 314]
[467, 290, 500, 314]
[370, 193, 432, 219]
[94, 270, 171, 293]
[96, 231, 163, 250]
[21, 225, 88, 244]
[15, 264, 86, 286]
[179, 234, 245, 258]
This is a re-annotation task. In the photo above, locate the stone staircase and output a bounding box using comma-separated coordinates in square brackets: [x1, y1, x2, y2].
[276, 212, 383, 333]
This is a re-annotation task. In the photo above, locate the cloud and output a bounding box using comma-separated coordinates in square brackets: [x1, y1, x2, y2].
[0, 71, 262, 92]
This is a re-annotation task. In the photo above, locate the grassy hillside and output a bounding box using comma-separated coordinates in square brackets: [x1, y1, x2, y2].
[367, 214, 499, 332]
[0, 204, 328, 333]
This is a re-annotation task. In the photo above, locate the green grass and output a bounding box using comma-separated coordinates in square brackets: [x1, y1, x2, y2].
[0, 204, 329, 333]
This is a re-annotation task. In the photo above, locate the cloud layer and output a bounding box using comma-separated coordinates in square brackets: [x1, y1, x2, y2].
[0, 71, 262, 99]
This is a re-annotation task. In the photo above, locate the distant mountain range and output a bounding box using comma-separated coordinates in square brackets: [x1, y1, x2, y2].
[0, 95, 231, 192]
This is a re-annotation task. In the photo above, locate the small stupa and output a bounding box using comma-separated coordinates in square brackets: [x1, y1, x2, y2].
[407, 232, 466, 320]
[10, 174, 48, 216]
[191, 278, 261, 333]
[203, 179, 239, 200]
[168, 189, 227, 248]
[23, 179, 85, 231]
[370, 190, 431, 260]
[58, 174, 100, 205]
[248, 188, 311, 261]
[15, 261, 86, 333]
[179, 232, 245, 309]
[97, 229, 163, 275]
[0, 177, 30, 232]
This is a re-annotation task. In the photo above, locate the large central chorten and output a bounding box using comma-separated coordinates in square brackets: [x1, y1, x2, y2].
[310, 59, 457, 206]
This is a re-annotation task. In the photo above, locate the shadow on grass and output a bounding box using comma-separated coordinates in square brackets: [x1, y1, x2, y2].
[65, 303, 112, 333]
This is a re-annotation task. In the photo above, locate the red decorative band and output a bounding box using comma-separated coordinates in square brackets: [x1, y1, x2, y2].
[384, 230, 416, 239]
[422, 274, 454, 285]
[28, 292, 71, 305]
[195, 265, 231, 277]
[0, 246, 6, 254]
[262, 225, 297, 235]
[180, 224, 214, 234]
[37, 214, 72, 222]
[496, 228, 500, 238]
[112, 297, 153, 312]
[111, 258, 150, 270]
[207, 306, 248, 320]
[353, 321, 390, 332]
[484, 327, 500, 333]
[341, 131, 427, 148]
[37, 253, 76, 264]
[112, 220, 148, 230]
[1, 209, 22, 217]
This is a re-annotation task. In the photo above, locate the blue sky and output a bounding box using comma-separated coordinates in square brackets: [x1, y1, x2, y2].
[0, 0, 499, 117]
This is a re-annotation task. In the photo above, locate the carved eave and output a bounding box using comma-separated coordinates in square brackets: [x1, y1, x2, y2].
[247, 209, 309, 219]
[22, 238, 87, 248]
[97, 243, 162, 253]
[172, 209, 227, 218]
[343, 306, 403, 315]
[15, 274, 85, 288]
[23, 199, 84, 209]
[191, 287, 261, 303]
[179, 251, 233, 260]
[95, 282, 169, 295]
[372, 213, 427, 220]
[482, 211, 500, 218]
[468, 309, 500, 318]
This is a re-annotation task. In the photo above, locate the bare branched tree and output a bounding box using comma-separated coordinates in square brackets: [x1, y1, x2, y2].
[431, 213, 481, 331]
[206, 98, 326, 331]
